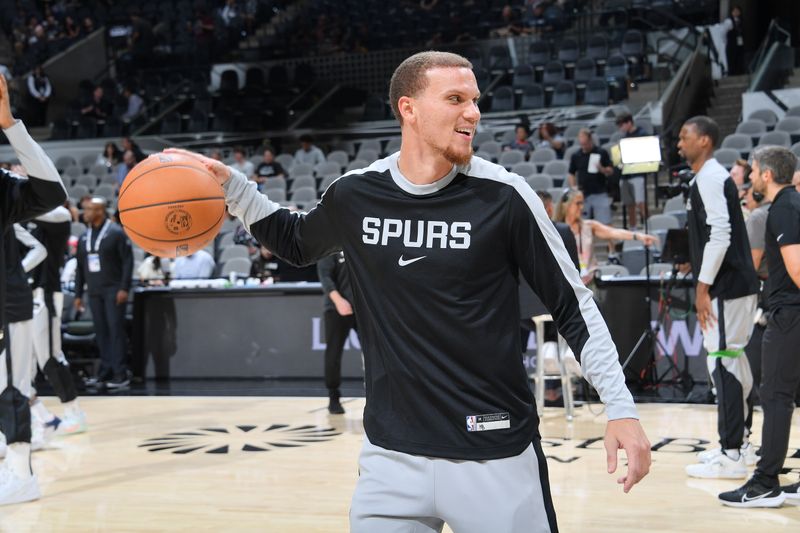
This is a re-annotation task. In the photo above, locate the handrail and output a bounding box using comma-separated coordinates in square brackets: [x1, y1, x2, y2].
[749, 19, 791, 74]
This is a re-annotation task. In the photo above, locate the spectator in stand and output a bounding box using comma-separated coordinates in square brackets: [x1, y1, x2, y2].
[208, 147, 223, 161]
[502, 124, 534, 157]
[293, 134, 326, 167]
[722, 5, 745, 76]
[491, 5, 528, 37]
[615, 113, 648, 229]
[252, 148, 286, 190]
[81, 17, 95, 37]
[128, 11, 155, 70]
[80, 86, 111, 120]
[230, 147, 254, 177]
[99, 142, 122, 168]
[120, 86, 144, 121]
[121, 137, 146, 162]
[172, 249, 215, 279]
[536, 122, 565, 158]
[137, 254, 171, 285]
[26, 66, 51, 127]
[555, 188, 658, 284]
[63, 15, 80, 40]
[568, 128, 617, 259]
[116, 150, 136, 186]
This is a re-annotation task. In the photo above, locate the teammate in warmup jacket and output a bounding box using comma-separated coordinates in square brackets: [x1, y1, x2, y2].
[0, 72, 67, 506]
[168, 51, 650, 533]
[679, 117, 760, 482]
[29, 206, 86, 433]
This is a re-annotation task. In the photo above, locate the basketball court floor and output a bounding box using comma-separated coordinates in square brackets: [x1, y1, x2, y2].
[1, 398, 798, 532]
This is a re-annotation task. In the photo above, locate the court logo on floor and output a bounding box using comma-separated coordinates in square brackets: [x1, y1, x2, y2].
[139, 424, 341, 455]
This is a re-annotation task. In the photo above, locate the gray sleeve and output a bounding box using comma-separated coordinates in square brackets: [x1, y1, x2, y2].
[223, 168, 283, 229]
[3, 120, 65, 189]
[317, 254, 338, 295]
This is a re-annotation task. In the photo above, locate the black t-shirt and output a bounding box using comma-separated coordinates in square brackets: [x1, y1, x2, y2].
[255, 161, 286, 179]
[569, 146, 611, 195]
[223, 153, 636, 460]
[765, 186, 800, 309]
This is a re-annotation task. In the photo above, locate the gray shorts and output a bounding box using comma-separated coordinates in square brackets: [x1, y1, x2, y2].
[350, 437, 557, 533]
[583, 193, 612, 224]
[621, 177, 645, 205]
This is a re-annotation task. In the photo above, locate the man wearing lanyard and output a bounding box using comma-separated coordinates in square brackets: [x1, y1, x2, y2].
[74, 198, 133, 389]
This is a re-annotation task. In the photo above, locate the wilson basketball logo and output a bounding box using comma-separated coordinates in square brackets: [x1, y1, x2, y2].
[165, 208, 193, 235]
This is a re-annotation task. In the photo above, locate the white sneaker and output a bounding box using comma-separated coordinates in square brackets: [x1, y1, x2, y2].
[686, 452, 747, 479]
[740, 442, 758, 467]
[697, 443, 758, 467]
[30, 409, 61, 451]
[0, 465, 40, 506]
[57, 410, 88, 436]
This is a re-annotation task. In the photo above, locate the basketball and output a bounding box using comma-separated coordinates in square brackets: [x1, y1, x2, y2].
[118, 152, 226, 258]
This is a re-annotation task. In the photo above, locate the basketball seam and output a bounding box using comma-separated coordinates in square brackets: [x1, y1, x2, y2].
[121, 199, 226, 243]
[118, 196, 225, 214]
[118, 162, 220, 199]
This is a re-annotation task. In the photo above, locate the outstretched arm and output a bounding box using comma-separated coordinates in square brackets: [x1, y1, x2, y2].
[164, 148, 342, 266]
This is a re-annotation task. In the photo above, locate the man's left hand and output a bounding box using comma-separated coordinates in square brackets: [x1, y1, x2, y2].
[604, 418, 651, 493]
[116, 290, 129, 305]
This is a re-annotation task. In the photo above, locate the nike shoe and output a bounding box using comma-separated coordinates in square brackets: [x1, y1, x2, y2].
[57, 410, 88, 436]
[719, 478, 785, 508]
[105, 375, 130, 390]
[0, 465, 40, 506]
[686, 451, 747, 479]
[698, 442, 758, 467]
[31, 412, 60, 452]
[781, 480, 800, 505]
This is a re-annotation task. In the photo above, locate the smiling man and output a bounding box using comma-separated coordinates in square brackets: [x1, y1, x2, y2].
[168, 51, 650, 533]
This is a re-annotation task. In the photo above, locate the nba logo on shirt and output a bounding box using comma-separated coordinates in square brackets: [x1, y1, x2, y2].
[466, 416, 477, 432]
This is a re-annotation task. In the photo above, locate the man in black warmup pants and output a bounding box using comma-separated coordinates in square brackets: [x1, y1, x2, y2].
[0, 73, 67, 505]
[168, 51, 651, 533]
[317, 251, 357, 414]
[720, 146, 800, 507]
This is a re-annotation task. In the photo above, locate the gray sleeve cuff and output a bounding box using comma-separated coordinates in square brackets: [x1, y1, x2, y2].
[223, 167, 282, 229]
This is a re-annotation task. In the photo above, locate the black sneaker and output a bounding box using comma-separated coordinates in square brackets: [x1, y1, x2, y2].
[106, 376, 130, 389]
[327, 396, 345, 415]
[781, 480, 800, 505]
[718, 478, 786, 508]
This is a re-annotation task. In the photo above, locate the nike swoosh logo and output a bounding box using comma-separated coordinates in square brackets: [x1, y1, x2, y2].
[777, 233, 784, 241]
[398, 255, 426, 267]
[742, 491, 775, 502]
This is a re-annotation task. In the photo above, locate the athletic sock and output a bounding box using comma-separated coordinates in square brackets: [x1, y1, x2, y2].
[724, 448, 741, 461]
[5, 443, 32, 478]
[63, 399, 81, 417]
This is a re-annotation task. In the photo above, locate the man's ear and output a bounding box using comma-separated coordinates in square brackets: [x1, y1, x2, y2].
[398, 96, 415, 125]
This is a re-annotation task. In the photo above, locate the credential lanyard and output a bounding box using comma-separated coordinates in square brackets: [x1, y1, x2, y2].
[86, 219, 110, 254]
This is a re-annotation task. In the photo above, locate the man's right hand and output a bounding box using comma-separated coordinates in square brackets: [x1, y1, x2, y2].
[334, 298, 353, 317]
[0, 74, 15, 129]
[73, 297, 84, 313]
[163, 148, 232, 186]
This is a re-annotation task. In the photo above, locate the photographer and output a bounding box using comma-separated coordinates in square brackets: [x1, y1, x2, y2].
[719, 146, 800, 507]
[678, 117, 760, 481]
